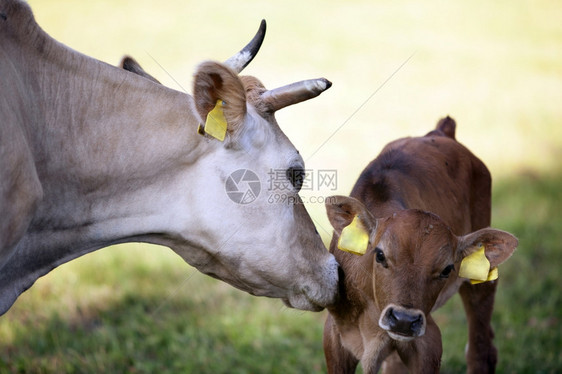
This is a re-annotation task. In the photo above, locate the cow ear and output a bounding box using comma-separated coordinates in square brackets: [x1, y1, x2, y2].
[193, 61, 246, 142]
[120, 56, 161, 84]
[457, 228, 518, 268]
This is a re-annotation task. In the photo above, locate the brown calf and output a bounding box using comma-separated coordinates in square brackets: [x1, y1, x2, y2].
[323, 117, 517, 373]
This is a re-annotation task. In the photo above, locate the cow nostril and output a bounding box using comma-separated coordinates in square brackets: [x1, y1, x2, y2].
[385, 308, 424, 336]
[411, 314, 423, 331]
[387, 308, 397, 323]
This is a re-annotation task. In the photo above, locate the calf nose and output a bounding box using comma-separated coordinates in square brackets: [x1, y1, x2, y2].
[383, 307, 425, 337]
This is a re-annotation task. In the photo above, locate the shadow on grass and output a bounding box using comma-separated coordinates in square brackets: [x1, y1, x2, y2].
[490, 170, 562, 374]
[0, 170, 560, 374]
[0, 273, 327, 374]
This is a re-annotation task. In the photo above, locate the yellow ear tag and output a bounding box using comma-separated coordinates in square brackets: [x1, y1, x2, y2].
[470, 267, 499, 285]
[337, 215, 369, 256]
[204, 100, 228, 141]
[459, 245, 491, 282]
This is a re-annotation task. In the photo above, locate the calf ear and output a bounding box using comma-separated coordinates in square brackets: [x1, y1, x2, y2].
[193, 61, 246, 141]
[326, 196, 376, 255]
[325, 196, 375, 235]
[457, 228, 518, 268]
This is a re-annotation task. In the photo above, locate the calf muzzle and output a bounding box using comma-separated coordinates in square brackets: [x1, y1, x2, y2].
[379, 304, 426, 341]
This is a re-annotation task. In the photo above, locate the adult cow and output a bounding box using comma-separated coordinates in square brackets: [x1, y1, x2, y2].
[0, 0, 338, 314]
[323, 117, 517, 373]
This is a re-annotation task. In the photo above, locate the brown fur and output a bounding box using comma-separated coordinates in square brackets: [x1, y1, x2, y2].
[240, 75, 270, 115]
[324, 117, 517, 373]
[192, 61, 247, 134]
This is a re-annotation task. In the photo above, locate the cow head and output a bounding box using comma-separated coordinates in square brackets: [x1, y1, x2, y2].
[326, 196, 517, 340]
[152, 21, 337, 311]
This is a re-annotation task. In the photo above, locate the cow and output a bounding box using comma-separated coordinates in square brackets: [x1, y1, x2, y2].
[322, 117, 518, 373]
[0, 0, 339, 315]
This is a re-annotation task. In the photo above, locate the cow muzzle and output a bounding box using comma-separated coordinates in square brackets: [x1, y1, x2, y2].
[379, 304, 426, 342]
[282, 256, 339, 312]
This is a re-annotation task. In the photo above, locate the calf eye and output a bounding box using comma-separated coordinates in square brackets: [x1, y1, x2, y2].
[375, 248, 387, 268]
[439, 264, 455, 279]
[286, 166, 305, 192]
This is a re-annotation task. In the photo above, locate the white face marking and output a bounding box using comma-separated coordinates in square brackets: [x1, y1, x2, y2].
[168, 104, 338, 310]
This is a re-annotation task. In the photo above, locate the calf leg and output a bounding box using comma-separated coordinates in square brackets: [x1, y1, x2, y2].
[323, 316, 359, 374]
[381, 351, 408, 374]
[459, 280, 498, 374]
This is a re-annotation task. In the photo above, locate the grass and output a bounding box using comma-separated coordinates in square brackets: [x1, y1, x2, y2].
[1, 0, 561, 372]
[0, 173, 560, 373]
[0, 244, 329, 373]
[434, 171, 562, 373]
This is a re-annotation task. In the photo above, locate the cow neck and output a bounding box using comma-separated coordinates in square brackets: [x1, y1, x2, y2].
[0, 0, 224, 314]
[13, 33, 221, 264]
[1, 57, 221, 315]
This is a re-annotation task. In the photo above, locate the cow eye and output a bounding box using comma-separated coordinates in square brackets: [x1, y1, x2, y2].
[375, 248, 387, 267]
[286, 166, 305, 192]
[439, 264, 455, 279]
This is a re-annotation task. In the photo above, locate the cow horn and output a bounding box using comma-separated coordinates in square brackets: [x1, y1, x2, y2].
[224, 19, 266, 74]
[261, 78, 332, 112]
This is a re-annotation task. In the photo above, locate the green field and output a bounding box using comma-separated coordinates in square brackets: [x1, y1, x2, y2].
[1, 0, 561, 373]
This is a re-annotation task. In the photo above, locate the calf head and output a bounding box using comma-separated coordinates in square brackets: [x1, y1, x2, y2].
[326, 196, 517, 341]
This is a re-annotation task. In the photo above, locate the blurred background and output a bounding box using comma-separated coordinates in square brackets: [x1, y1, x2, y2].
[1, 0, 560, 372]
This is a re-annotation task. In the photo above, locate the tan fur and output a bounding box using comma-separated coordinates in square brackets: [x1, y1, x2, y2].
[0, 0, 338, 315]
[240, 75, 269, 115]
